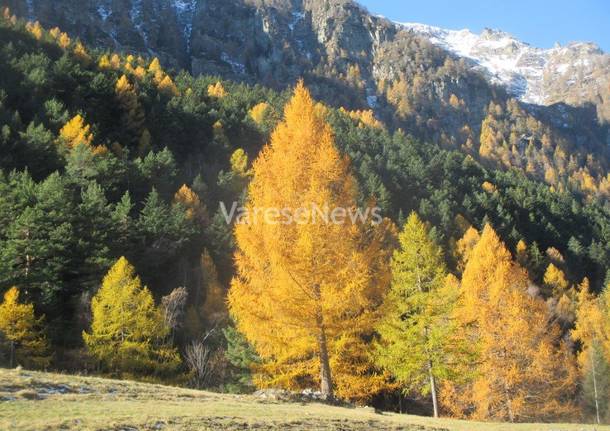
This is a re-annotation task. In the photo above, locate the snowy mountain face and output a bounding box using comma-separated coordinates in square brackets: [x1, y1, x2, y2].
[8, 0, 609, 117]
[399, 23, 609, 106]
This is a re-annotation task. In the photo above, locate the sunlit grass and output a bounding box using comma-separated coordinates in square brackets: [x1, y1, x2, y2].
[0, 368, 607, 431]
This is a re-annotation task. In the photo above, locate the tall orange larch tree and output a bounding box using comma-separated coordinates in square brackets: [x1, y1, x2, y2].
[228, 82, 394, 401]
[447, 225, 577, 422]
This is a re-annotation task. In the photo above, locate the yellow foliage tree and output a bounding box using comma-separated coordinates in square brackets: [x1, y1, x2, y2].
[49, 27, 60, 39]
[212, 120, 230, 152]
[543, 263, 570, 296]
[25, 21, 43, 40]
[207, 81, 227, 98]
[173, 184, 207, 224]
[447, 225, 577, 422]
[572, 279, 610, 423]
[230, 148, 249, 177]
[455, 226, 480, 272]
[543, 263, 576, 324]
[148, 57, 162, 74]
[340, 108, 384, 129]
[58, 114, 93, 149]
[98, 54, 111, 70]
[58, 32, 71, 49]
[481, 181, 496, 193]
[133, 65, 146, 80]
[249, 102, 270, 125]
[200, 250, 226, 325]
[0, 287, 50, 369]
[158, 75, 179, 97]
[73, 41, 91, 65]
[115, 75, 145, 143]
[573, 279, 610, 364]
[228, 82, 393, 401]
[110, 53, 121, 69]
[479, 116, 496, 159]
[515, 239, 528, 267]
[449, 93, 461, 108]
[83, 257, 180, 377]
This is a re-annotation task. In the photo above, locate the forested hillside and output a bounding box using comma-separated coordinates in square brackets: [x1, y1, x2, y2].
[0, 8, 609, 423]
[3, 0, 610, 205]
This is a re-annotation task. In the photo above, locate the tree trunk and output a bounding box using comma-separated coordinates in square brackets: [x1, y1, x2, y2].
[398, 392, 403, 414]
[9, 340, 15, 368]
[317, 319, 334, 400]
[428, 361, 439, 418]
[591, 347, 601, 425]
[504, 382, 515, 422]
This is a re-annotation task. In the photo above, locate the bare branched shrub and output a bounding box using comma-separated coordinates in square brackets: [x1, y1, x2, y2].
[185, 340, 213, 388]
[184, 327, 228, 389]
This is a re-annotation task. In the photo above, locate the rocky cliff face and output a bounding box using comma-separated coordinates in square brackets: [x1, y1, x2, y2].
[5, 0, 607, 109]
[3, 0, 607, 113]
[401, 23, 610, 109]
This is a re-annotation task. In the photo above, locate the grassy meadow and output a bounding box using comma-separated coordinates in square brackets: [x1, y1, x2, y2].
[0, 368, 607, 431]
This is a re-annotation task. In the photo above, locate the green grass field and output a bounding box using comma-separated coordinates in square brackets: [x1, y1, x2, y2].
[0, 368, 607, 431]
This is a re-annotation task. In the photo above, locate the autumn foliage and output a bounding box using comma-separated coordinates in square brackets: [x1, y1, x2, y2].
[228, 82, 394, 401]
[0, 287, 50, 368]
[83, 257, 180, 378]
[445, 225, 577, 421]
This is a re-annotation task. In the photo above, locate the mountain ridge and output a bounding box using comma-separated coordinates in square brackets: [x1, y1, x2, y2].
[4, 0, 608, 111]
[399, 21, 609, 107]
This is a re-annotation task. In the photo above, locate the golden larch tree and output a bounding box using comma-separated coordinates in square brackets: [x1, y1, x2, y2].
[173, 184, 208, 225]
[158, 75, 179, 97]
[98, 54, 111, 70]
[543, 263, 570, 296]
[455, 226, 480, 272]
[25, 21, 43, 40]
[110, 53, 121, 69]
[228, 81, 393, 401]
[148, 57, 162, 74]
[572, 279, 610, 423]
[200, 250, 226, 325]
[515, 239, 528, 267]
[249, 102, 270, 125]
[58, 114, 93, 149]
[207, 81, 227, 98]
[82, 257, 180, 377]
[115, 74, 145, 144]
[73, 41, 91, 65]
[58, 32, 71, 49]
[449, 225, 577, 422]
[0, 287, 50, 369]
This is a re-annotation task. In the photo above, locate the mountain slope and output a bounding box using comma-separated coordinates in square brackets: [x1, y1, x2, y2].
[3, 0, 609, 206]
[400, 23, 610, 109]
[5, 0, 608, 111]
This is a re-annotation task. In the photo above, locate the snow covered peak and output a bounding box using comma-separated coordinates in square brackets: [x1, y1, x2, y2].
[398, 22, 607, 105]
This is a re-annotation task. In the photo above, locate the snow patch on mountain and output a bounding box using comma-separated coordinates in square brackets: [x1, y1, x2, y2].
[221, 52, 246, 75]
[398, 22, 605, 105]
[173, 0, 197, 52]
[289, 11, 305, 31]
[130, 0, 150, 51]
[97, 4, 112, 22]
